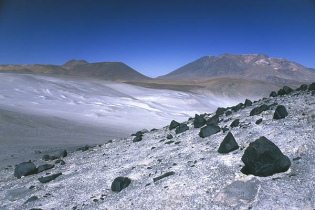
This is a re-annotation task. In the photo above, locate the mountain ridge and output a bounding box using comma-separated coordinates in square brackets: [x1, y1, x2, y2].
[158, 54, 315, 83]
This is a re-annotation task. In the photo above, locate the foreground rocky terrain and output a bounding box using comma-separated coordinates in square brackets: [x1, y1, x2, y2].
[0, 84, 314, 210]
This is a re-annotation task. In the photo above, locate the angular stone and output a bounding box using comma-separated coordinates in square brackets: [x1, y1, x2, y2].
[153, 171, 175, 182]
[193, 114, 206, 128]
[255, 118, 263, 125]
[216, 107, 226, 116]
[308, 82, 315, 91]
[241, 136, 291, 177]
[278, 86, 293, 96]
[199, 125, 220, 138]
[230, 119, 240, 128]
[36, 164, 54, 173]
[175, 123, 189, 134]
[169, 120, 180, 130]
[38, 173, 62, 183]
[273, 105, 288, 120]
[207, 115, 219, 125]
[111, 177, 131, 192]
[250, 104, 269, 116]
[244, 99, 252, 107]
[218, 132, 239, 154]
[166, 134, 173, 139]
[14, 161, 37, 178]
[269, 91, 277, 97]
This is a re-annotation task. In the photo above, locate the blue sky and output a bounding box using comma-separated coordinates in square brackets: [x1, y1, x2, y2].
[0, 0, 315, 76]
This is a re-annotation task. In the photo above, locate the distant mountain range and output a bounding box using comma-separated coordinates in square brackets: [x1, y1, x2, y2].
[1, 54, 314, 85]
[0, 60, 150, 81]
[158, 54, 315, 83]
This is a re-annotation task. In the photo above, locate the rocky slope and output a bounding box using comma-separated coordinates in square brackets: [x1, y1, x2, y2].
[0, 60, 149, 81]
[159, 54, 315, 84]
[0, 83, 314, 210]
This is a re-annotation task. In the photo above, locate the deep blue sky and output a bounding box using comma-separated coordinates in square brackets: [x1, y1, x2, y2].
[0, 0, 315, 76]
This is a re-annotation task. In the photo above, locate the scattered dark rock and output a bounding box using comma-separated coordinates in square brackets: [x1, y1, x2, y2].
[278, 86, 293, 96]
[312, 90, 315, 96]
[244, 99, 253, 107]
[273, 105, 288, 120]
[14, 161, 37, 178]
[241, 136, 291, 177]
[25, 195, 38, 203]
[175, 123, 189, 134]
[150, 128, 158, 132]
[153, 171, 175, 182]
[293, 157, 301, 161]
[174, 141, 181, 145]
[231, 103, 243, 112]
[216, 107, 226, 116]
[111, 177, 131, 192]
[230, 119, 240, 128]
[38, 173, 62, 183]
[151, 147, 156, 150]
[222, 126, 229, 133]
[207, 115, 219, 125]
[308, 82, 315, 91]
[42, 150, 67, 161]
[296, 84, 308, 91]
[165, 141, 174, 144]
[36, 164, 54, 173]
[76, 145, 92, 152]
[225, 110, 232, 116]
[132, 135, 143, 142]
[193, 114, 206, 128]
[218, 132, 239, 154]
[169, 120, 180, 130]
[29, 185, 35, 189]
[55, 159, 66, 165]
[250, 104, 269, 116]
[166, 134, 173, 139]
[199, 125, 221, 138]
[255, 118, 263, 125]
[269, 91, 277, 97]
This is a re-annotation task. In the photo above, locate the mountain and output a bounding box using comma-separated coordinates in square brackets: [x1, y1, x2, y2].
[1, 84, 314, 209]
[0, 60, 150, 81]
[159, 54, 315, 84]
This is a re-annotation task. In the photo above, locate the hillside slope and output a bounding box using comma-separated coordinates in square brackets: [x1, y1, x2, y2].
[1, 84, 314, 209]
[159, 54, 315, 84]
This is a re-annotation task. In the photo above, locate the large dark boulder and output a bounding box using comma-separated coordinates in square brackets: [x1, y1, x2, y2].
[249, 104, 269, 116]
[14, 161, 37, 178]
[166, 134, 173, 139]
[193, 114, 206, 128]
[111, 177, 131, 192]
[218, 132, 239, 154]
[37, 164, 54, 173]
[241, 136, 291, 177]
[244, 99, 253, 107]
[216, 107, 226, 116]
[269, 91, 277, 97]
[169, 120, 180, 130]
[199, 125, 220, 138]
[278, 86, 293, 96]
[308, 82, 315, 91]
[230, 119, 240, 128]
[273, 105, 288, 119]
[175, 123, 189, 134]
[38, 173, 62, 183]
[255, 118, 263, 125]
[207, 115, 219, 126]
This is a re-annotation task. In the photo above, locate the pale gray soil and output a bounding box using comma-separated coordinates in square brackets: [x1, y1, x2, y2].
[0, 89, 314, 210]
